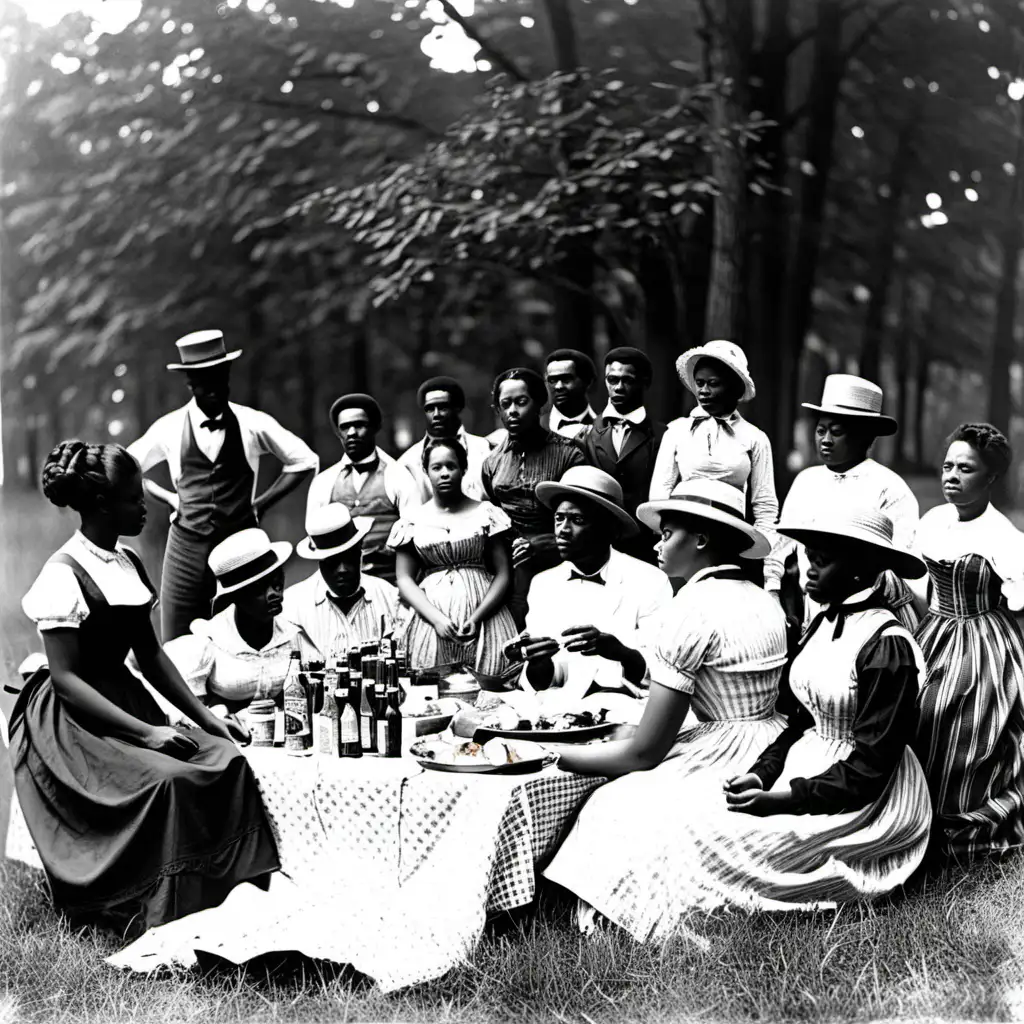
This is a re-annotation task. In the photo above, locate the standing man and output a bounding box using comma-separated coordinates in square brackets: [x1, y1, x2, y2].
[397, 376, 491, 502]
[583, 346, 666, 564]
[544, 348, 598, 440]
[128, 330, 318, 641]
[283, 504, 402, 663]
[307, 393, 420, 585]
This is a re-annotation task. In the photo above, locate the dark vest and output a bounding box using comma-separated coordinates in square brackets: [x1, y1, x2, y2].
[330, 457, 399, 581]
[176, 408, 256, 538]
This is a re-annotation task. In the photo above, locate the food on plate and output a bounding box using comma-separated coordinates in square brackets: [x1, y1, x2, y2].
[470, 705, 611, 733]
[410, 735, 545, 767]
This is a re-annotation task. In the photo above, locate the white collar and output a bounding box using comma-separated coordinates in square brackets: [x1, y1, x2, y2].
[839, 586, 878, 607]
[553, 405, 596, 426]
[72, 529, 120, 564]
[563, 553, 613, 582]
[824, 458, 870, 480]
[187, 398, 232, 429]
[690, 406, 741, 427]
[602, 404, 647, 426]
[685, 563, 742, 587]
[340, 446, 384, 469]
[194, 606, 299, 655]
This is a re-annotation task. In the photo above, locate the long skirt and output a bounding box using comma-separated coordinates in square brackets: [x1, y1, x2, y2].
[545, 726, 930, 941]
[10, 670, 280, 937]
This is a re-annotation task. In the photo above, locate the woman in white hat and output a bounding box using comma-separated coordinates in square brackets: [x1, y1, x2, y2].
[163, 527, 304, 715]
[649, 340, 782, 591]
[543, 479, 788, 922]
[777, 373, 919, 629]
[547, 502, 931, 940]
[388, 437, 519, 680]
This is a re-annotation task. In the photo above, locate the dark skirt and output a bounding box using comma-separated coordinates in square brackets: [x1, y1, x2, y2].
[10, 668, 280, 938]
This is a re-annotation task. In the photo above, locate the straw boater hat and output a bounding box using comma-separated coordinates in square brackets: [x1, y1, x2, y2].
[297, 504, 373, 560]
[801, 374, 897, 436]
[209, 528, 292, 598]
[777, 506, 925, 579]
[676, 340, 756, 404]
[636, 478, 770, 559]
[166, 329, 242, 372]
[535, 466, 639, 538]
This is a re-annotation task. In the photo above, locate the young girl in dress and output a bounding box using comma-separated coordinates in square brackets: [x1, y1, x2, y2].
[389, 438, 518, 679]
[545, 502, 931, 940]
[16, 440, 278, 936]
[913, 423, 1024, 861]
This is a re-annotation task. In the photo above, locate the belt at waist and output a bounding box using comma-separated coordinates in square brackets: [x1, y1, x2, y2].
[422, 563, 488, 577]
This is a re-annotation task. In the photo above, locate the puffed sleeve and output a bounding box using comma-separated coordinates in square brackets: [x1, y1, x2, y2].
[482, 502, 513, 536]
[787, 631, 920, 814]
[21, 563, 89, 631]
[994, 524, 1024, 613]
[386, 519, 416, 550]
[648, 423, 681, 501]
[162, 633, 215, 698]
[644, 600, 715, 695]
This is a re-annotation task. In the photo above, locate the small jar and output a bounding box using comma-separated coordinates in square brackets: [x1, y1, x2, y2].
[245, 699, 277, 747]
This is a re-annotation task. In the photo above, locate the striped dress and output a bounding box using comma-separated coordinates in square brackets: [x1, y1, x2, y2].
[913, 503, 1024, 861]
[546, 590, 931, 941]
[387, 502, 518, 679]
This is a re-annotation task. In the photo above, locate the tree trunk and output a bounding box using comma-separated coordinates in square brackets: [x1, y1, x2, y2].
[859, 113, 916, 383]
[538, 0, 579, 72]
[641, 243, 686, 423]
[913, 348, 931, 472]
[701, 0, 752, 342]
[893, 277, 912, 468]
[246, 291, 266, 409]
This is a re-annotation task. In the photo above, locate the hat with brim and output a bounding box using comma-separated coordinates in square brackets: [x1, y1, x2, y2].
[167, 329, 242, 372]
[536, 466, 639, 539]
[209, 528, 292, 598]
[676, 340, 756, 403]
[297, 504, 373, 560]
[801, 373, 897, 436]
[636, 478, 770, 560]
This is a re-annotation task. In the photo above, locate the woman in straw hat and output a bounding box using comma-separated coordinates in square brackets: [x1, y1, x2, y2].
[388, 437, 519, 680]
[162, 527, 305, 715]
[777, 373, 920, 630]
[913, 423, 1024, 862]
[16, 441, 278, 937]
[649, 340, 783, 591]
[545, 501, 931, 939]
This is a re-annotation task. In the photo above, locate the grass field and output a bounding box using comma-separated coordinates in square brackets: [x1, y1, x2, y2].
[2, 485, 1024, 1024]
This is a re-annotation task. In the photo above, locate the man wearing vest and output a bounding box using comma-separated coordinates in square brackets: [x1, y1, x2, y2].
[128, 330, 319, 641]
[306, 393, 419, 585]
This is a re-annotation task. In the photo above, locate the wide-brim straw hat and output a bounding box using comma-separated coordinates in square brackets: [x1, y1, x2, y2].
[676, 340, 756, 403]
[636, 478, 770, 560]
[297, 504, 374, 560]
[535, 466, 639, 539]
[209, 528, 292, 597]
[777, 507, 925, 579]
[166, 329, 242, 372]
[801, 373, 897, 436]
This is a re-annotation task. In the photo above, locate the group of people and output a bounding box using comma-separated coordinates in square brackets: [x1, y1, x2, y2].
[9, 326, 1024, 952]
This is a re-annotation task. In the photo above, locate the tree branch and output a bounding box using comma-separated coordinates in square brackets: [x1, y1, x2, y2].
[841, 0, 906, 65]
[783, 25, 816, 57]
[437, 0, 530, 82]
[250, 95, 441, 138]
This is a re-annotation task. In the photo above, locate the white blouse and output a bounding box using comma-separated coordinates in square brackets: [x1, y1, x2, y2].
[917, 503, 1024, 611]
[22, 531, 153, 632]
[163, 607, 303, 703]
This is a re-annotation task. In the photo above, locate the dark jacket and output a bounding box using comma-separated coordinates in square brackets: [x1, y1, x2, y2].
[583, 413, 667, 563]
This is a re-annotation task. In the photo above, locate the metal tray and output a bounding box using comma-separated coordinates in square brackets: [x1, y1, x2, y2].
[415, 755, 556, 776]
[472, 723, 618, 744]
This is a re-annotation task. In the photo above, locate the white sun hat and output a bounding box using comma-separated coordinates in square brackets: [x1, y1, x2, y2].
[297, 504, 374, 560]
[209, 528, 292, 598]
[676, 340, 756, 403]
[801, 374, 897, 436]
[166, 329, 243, 372]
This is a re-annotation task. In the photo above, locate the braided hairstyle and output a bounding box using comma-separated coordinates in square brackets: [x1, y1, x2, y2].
[946, 423, 1013, 481]
[421, 435, 469, 473]
[41, 440, 139, 514]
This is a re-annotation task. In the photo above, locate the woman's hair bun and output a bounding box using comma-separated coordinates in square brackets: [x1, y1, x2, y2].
[41, 439, 89, 509]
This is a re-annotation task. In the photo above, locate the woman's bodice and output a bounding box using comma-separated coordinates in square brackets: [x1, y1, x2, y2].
[925, 553, 1004, 618]
[411, 522, 488, 573]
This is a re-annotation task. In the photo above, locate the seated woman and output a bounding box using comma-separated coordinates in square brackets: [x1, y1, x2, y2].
[913, 423, 1024, 862]
[163, 527, 301, 715]
[16, 440, 278, 937]
[389, 437, 518, 680]
[545, 501, 931, 941]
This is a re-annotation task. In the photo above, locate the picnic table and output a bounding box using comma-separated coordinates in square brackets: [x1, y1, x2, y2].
[5, 745, 602, 991]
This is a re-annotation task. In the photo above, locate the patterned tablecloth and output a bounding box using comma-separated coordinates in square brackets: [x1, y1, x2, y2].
[6, 748, 602, 991]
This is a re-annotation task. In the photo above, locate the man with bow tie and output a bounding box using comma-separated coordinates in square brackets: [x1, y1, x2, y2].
[306, 393, 419, 585]
[517, 467, 672, 701]
[128, 330, 318, 641]
[582, 347, 666, 564]
[544, 348, 598, 440]
[282, 504, 402, 663]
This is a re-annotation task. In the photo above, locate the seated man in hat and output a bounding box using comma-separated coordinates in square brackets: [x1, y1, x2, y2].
[283, 504, 402, 663]
[128, 330, 318, 641]
[397, 376, 492, 502]
[518, 466, 673, 701]
[545, 348, 599, 440]
[583, 347, 667, 565]
[307, 393, 420, 585]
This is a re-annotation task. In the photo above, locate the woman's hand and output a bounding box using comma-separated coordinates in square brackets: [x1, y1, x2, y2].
[725, 777, 793, 817]
[521, 636, 560, 663]
[723, 773, 763, 796]
[455, 618, 480, 643]
[223, 714, 251, 745]
[511, 536, 533, 568]
[432, 614, 461, 642]
[140, 725, 200, 759]
[561, 625, 621, 659]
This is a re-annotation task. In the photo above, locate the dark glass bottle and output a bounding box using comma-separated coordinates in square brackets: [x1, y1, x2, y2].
[381, 659, 403, 758]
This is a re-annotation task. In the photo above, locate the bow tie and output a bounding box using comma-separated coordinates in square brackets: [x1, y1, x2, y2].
[327, 587, 365, 615]
[569, 570, 605, 586]
[805, 591, 882, 641]
[201, 418, 225, 431]
[346, 457, 379, 475]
